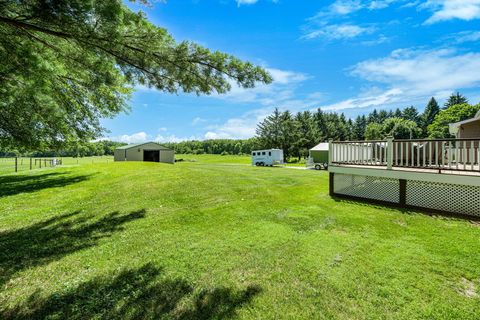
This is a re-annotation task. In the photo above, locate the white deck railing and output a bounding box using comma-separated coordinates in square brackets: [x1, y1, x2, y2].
[330, 138, 480, 172]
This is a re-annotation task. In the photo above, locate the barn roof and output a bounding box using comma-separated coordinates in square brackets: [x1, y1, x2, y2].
[310, 142, 329, 151]
[115, 142, 171, 150]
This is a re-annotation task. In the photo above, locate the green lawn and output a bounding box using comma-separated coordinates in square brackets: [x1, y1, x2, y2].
[0, 156, 113, 175]
[0, 156, 479, 319]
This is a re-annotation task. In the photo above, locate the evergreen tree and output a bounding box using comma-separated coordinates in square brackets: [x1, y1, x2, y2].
[353, 115, 367, 140]
[378, 110, 389, 123]
[256, 108, 284, 149]
[367, 109, 380, 123]
[402, 106, 420, 125]
[421, 97, 440, 137]
[313, 109, 327, 141]
[347, 118, 354, 140]
[292, 111, 318, 159]
[255, 109, 297, 160]
[444, 92, 468, 109]
[279, 111, 297, 159]
[394, 108, 403, 118]
[324, 113, 349, 141]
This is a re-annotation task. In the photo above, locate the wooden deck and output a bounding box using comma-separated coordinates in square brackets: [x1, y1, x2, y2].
[332, 163, 480, 176]
[329, 138, 480, 218]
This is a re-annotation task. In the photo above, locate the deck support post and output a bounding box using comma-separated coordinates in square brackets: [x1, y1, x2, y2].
[399, 179, 407, 207]
[329, 172, 334, 196]
[328, 139, 333, 166]
[387, 136, 393, 170]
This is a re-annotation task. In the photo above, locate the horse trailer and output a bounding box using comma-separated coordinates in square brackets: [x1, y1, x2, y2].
[252, 149, 284, 166]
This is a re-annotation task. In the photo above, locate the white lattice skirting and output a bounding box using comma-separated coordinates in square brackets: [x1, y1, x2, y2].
[332, 172, 480, 217]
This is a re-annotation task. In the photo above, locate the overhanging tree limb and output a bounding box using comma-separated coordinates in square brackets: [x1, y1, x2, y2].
[0, 1, 272, 150]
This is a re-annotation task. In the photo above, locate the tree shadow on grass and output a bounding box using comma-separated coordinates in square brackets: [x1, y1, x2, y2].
[0, 209, 146, 287]
[0, 172, 93, 198]
[0, 263, 261, 320]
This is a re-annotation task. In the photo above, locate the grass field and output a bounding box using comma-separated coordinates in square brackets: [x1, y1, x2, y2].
[0, 156, 114, 175]
[0, 156, 479, 319]
[0, 154, 306, 175]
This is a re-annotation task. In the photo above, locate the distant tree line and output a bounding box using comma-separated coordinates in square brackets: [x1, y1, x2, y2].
[255, 92, 479, 160]
[2, 93, 478, 160]
[0, 140, 126, 158]
[1, 139, 257, 157]
[163, 139, 258, 155]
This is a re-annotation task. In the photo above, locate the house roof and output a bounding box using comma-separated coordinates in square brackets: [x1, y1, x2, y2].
[310, 142, 329, 151]
[115, 142, 171, 150]
[449, 111, 480, 134]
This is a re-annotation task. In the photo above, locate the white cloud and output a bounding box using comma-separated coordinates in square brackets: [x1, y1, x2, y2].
[423, 0, 480, 24]
[216, 67, 309, 105]
[204, 122, 253, 139]
[203, 111, 267, 139]
[330, 0, 363, 15]
[320, 47, 480, 111]
[361, 34, 391, 45]
[192, 117, 207, 125]
[117, 66, 314, 142]
[313, 0, 401, 18]
[108, 131, 200, 144]
[158, 127, 168, 132]
[303, 1, 399, 42]
[322, 88, 404, 111]
[236, 0, 258, 5]
[205, 90, 325, 140]
[303, 24, 375, 40]
[236, 0, 278, 6]
[154, 134, 201, 143]
[351, 48, 480, 94]
[401, 1, 421, 8]
[110, 132, 149, 144]
[201, 66, 321, 139]
[444, 30, 480, 43]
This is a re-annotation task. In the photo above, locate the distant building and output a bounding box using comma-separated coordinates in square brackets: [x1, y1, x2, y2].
[449, 110, 480, 138]
[309, 142, 329, 164]
[114, 142, 174, 163]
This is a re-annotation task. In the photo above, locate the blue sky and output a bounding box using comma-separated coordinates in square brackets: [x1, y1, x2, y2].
[104, 0, 480, 143]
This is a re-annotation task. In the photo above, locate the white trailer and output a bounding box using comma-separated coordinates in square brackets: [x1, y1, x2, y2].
[252, 149, 284, 166]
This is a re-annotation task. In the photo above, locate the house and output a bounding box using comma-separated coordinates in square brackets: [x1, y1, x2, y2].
[449, 110, 480, 138]
[114, 142, 174, 163]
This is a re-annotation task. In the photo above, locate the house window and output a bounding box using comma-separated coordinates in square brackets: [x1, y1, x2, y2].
[252, 152, 256, 156]
[268, 152, 271, 156]
[262, 152, 266, 155]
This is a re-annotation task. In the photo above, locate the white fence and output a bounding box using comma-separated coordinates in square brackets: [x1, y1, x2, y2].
[330, 138, 480, 173]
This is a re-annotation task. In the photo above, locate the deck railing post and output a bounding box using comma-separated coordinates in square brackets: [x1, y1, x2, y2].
[387, 136, 393, 170]
[328, 139, 333, 166]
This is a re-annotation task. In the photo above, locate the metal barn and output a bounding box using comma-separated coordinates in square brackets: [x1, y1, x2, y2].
[114, 142, 174, 163]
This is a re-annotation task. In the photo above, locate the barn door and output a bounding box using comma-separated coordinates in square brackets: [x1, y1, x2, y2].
[143, 150, 160, 162]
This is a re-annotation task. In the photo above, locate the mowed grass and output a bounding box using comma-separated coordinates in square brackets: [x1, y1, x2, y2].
[0, 156, 113, 175]
[0, 157, 479, 319]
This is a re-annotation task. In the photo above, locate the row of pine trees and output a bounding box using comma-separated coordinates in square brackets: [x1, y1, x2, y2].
[255, 93, 472, 160]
